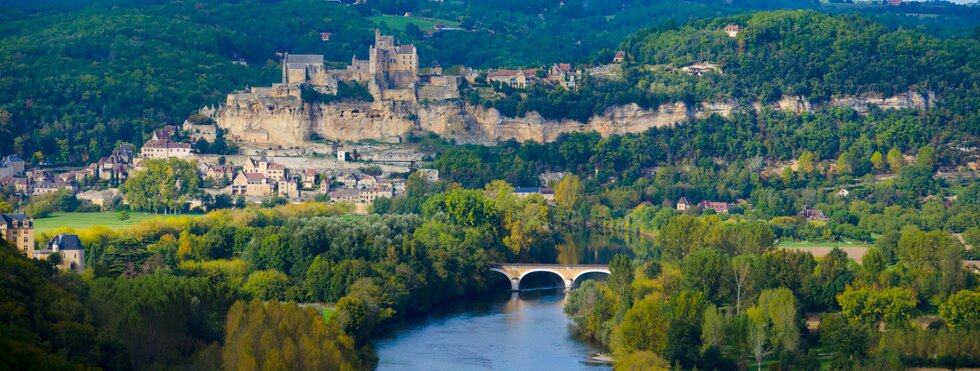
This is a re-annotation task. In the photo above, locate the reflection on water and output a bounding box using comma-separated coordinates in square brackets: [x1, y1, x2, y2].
[373, 290, 611, 371]
[556, 227, 653, 264]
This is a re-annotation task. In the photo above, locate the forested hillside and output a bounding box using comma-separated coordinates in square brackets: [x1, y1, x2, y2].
[483, 10, 978, 141]
[1, 0, 976, 162]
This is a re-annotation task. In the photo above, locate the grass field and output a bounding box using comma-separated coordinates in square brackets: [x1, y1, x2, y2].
[778, 240, 871, 263]
[370, 14, 458, 31]
[33, 212, 178, 233]
[777, 240, 870, 248]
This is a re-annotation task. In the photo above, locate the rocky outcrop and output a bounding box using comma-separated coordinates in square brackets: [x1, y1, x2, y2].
[215, 90, 933, 146]
[217, 97, 311, 147]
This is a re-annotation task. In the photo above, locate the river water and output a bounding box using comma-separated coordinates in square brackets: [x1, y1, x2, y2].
[373, 228, 653, 370]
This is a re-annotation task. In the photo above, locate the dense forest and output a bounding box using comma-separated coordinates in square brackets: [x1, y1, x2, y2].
[1, 0, 977, 161]
[475, 10, 979, 139]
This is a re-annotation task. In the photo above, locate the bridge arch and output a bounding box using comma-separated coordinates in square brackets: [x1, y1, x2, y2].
[571, 269, 611, 289]
[489, 268, 520, 291]
[518, 269, 570, 291]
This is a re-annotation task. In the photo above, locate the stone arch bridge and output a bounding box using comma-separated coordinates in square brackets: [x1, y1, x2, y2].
[489, 263, 610, 292]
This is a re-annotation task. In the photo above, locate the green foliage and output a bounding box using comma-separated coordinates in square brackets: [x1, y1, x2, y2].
[120, 158, 200, 212]
[222, 300, 367, 370]
[24, 188, 81, 218]
[617, 294, 669, 354]
[837, 286, 917, 327]
[820, 314, 875, 360]
[681, 248, 730, 304]
[243, 269, 291, 301]
[0, 241, 130, 370]
[88, 274, 237, 368]
[938, 290, 980, 330]
[608, 253, 634, 294]
[423, 188, 499, 228]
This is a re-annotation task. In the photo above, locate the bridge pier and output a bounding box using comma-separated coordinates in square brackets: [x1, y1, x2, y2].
[510, 278, 520, 292]
[564, 279, 574, 292]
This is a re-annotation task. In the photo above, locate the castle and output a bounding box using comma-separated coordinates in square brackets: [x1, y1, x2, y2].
[218, 30, 461, 145]
[259, 29, 451, 102]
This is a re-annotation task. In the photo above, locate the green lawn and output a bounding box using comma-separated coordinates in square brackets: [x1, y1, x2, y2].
[33, 212, 176, 233]
[370, 15, 458, 31]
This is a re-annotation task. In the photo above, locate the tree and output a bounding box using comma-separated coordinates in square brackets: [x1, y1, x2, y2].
[757, 288, 800, 352]
[617, 294, 669, 354]
[120, 158, 200, 213]
[682, 248, 730, 303]
[243, 269, 290, 301]
[860, 248, 886, 285]
[819, 314, 874, 362]
[701, 305, 726, 350]
[659, 215, 707, 261]
[870, 151, 884, 172]
[608, 254, 634, 294]
[915, 145, 936, 171]
[746, 307, 770, 371]
[797, 150, 815, 174]
[555, 174, 584, 209]
[222, 300, 365, 370]
[886, 147, 904, 171]
[731, 255, 759, 314]
[938, 290, 980, 330]
[423, 189, 498, 228]
[837, 287, 917, 326]
[837, 152, 854, 175]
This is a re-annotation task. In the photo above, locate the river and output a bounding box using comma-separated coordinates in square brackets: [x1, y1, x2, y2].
[372, 228, 654, 370]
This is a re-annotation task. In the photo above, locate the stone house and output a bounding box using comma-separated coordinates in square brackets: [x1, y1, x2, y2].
[487, 69, 535, 89]
[33, 233, 85, 273]
[336, 172, 376, 189]
[725, 24, 741, 38]
[547, 63, 576, 89]
[32, 180, 76, 196]
[512, 187, 555, 202]
[277, 176, 302, 198]
[243, 158, 286, 182]
[232, 172, 274, 196]
[613, 50, 625, 63]
[798, 206, 829, 222]
[201, 163, 235, 182]
[140, 140, 192, 159]
[302, 169, 318, 189]
[328, 187, 394, 204]
[676, 197, 691, 211]
[697, 200, 735, 213]
[13, 178, 30, 194]
[0, 154, 25, 178]
[1, 213, 34, 256]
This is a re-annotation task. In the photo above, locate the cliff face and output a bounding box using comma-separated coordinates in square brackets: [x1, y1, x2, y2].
[216, 91, 931, 146]
[217, 99, 311, 146]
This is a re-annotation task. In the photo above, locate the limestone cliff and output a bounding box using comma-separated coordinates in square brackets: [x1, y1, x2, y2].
[215, 90, 931, 146]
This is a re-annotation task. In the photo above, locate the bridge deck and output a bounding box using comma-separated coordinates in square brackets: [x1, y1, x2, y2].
[488, 263, 608, 268]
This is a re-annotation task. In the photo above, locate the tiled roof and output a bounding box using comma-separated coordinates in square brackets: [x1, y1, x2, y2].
[48, 233, 83, 250]
[286, 54, 324, 65]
